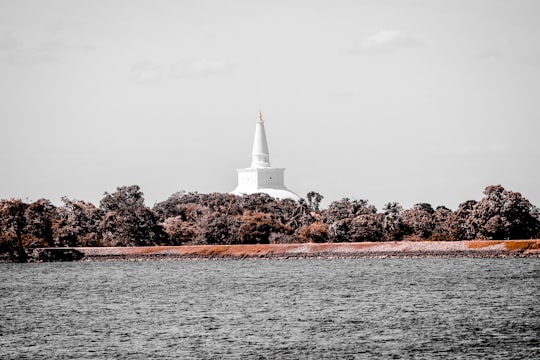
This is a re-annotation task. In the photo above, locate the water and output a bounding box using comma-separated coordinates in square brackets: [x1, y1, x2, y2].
[1, 259, 539, 359]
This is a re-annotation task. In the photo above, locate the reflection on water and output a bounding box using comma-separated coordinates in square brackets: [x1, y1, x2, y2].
[1, 259, 539, 359]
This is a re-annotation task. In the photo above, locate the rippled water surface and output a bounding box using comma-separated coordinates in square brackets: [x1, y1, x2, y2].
[1, 258, 539, 359]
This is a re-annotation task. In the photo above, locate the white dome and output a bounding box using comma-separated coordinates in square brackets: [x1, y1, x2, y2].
[232, 112, 300, 202]
[231, 187, 300, 201]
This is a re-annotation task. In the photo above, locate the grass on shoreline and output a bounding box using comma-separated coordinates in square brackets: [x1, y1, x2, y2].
[466, 240, 540, 252]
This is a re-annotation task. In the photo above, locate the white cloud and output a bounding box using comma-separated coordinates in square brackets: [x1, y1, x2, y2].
[0, 32, 93, 65]
[131, 61, 166, 83]
[329, 90, 355, 97]
[169, 58, 234, 78]
[131, 58, 235, 83]
[36, 40, 94, 53]
[1, 49, 56, 65]
[350, 29, 422, 54]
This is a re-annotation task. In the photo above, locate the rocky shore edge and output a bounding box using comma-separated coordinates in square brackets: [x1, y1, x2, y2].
[18, 240, 540, 262]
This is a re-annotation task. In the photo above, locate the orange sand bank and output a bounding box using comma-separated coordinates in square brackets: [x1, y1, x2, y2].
[76, 240, 540, 260]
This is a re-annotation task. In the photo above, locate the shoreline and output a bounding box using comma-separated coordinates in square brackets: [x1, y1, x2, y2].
[20, 240, 540, 262]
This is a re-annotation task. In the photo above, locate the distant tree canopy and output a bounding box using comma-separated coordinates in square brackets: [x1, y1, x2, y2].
[1, 184, 539, 261]
[99, 185, 167, 246]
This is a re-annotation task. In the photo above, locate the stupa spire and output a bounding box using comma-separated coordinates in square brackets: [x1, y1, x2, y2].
[251, 111, 270, 168]
[231, 110, 299, 200]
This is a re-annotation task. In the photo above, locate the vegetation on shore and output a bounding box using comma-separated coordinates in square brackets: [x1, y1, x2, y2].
[1, 184, 539, 262]
[66, 241, 540, 262]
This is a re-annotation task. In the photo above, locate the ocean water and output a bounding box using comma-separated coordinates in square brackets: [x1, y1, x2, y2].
[1, 258, 539, 359]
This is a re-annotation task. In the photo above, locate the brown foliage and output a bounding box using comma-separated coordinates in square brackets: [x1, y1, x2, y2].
[470, 185, 539, 239]
[1, 183, 539, 255]
[236, 211, 285, 244]
[161, 216, 199, 245]
[298, 222, 329, 243]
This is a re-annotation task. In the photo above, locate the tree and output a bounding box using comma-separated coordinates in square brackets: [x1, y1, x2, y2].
[235, 211, 284, 244]
[402, 203, 435, 240]
[454, 200, 478, 240]
[324, 198, 378, 242]
[470, 185, 540, 239]
[430, 206, 458, 241]
[55, 197, 103, 247]
[306, 191, 324, 211]
[24, 199, 56, 248]
[99, 185, 167, 246]
[297, 222, 329, 243]
[0, 199, 28, 262]
[152, 191, 187, 221]
[199, 211, 238, 245]
[278, 199, 313, 231]
[349, 213, 384, 242]
[325, 198, 376, 221]
[161, 216, 199, 245]
[382, 202, 406, 241]
[236, 193, 277, 214]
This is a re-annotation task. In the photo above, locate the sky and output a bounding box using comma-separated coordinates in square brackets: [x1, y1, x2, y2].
[1, 0, 539, 210]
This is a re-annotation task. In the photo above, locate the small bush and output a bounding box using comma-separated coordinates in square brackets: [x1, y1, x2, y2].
[297, 222, 329, 243]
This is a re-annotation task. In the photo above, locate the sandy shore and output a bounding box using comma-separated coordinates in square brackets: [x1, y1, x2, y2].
[69, 240, 540, 261]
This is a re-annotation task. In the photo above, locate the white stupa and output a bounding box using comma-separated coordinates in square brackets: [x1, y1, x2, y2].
[232, 112, 300, 201]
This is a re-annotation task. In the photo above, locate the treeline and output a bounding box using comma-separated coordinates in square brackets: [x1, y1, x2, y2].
[1, 184, 539, 261]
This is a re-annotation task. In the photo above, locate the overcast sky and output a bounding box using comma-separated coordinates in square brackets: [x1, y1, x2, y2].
[1, 0, 539, 210]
